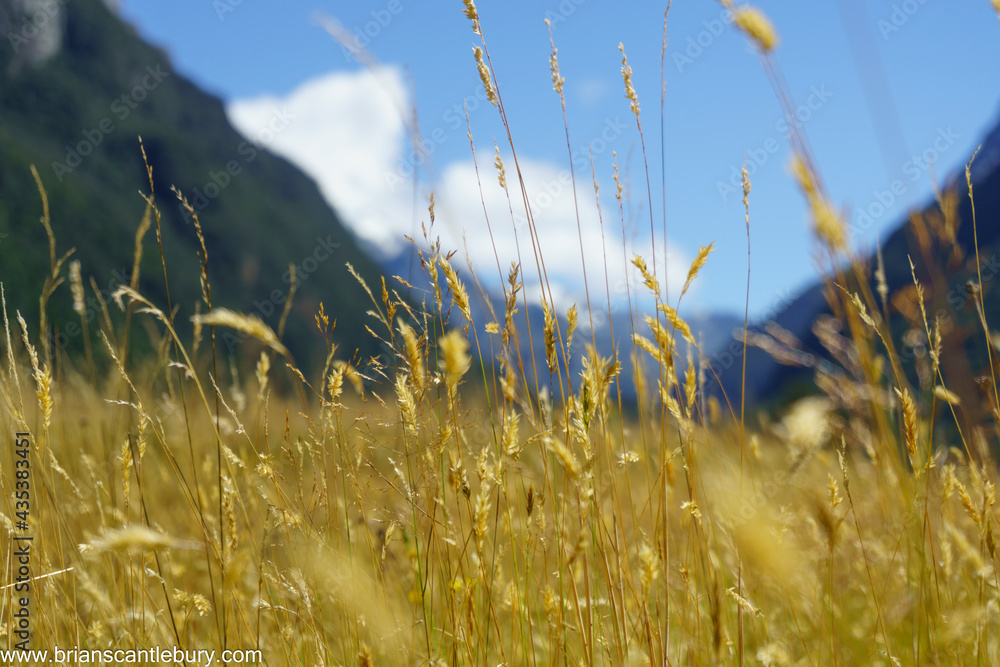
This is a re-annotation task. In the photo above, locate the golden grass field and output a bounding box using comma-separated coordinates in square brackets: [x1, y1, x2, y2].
[4, 2, 1000, 665]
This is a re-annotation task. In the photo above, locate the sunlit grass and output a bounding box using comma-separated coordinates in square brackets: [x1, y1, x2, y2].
[2, 3, 999, 666]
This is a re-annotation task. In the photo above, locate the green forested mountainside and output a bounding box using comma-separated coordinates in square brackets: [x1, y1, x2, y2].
[0, 0, 388, 370]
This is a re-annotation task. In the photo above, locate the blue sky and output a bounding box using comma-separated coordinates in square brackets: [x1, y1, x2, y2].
[118, 0, 1000, 319]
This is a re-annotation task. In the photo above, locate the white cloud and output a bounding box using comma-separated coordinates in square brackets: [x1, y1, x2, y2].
[227, 67, 688, 313]
[227, 66, 410, 251]
[434, 155, 688, 313]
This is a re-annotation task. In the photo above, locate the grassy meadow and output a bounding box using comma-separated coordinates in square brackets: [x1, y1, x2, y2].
[4, 2, 1000, 665]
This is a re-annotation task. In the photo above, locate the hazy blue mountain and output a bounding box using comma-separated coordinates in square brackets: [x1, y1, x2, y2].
[380, 245, 743, 402]
[710, 106, 1000, 411]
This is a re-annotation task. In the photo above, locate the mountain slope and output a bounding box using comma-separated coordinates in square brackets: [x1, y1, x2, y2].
[0, 0, 386, 368]
[712, 107, 1000, 411]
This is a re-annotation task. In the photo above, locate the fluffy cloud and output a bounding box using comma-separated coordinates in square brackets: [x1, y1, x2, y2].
[227, 66, 688, 314]
[228, 67, 409, 250]
[434, 155, 687, 314]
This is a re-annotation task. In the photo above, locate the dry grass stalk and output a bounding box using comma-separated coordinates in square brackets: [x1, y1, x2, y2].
[17, 312, 52, 432]
[439, 255, 472, 323]
[440, 329, 471, 397]
[895, 387, 919, 464]
[681, 243, 714, 300]
[2, 9, 999, 666]
[541, 296, 556, 374]
[473, 47, 497, 107]
[618, 43, 640, 117]
[192, 308, 290, 360]
[398, 319, 425, 394]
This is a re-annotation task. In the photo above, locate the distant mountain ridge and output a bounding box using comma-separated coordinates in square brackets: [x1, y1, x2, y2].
[380, 244, 743, 402]
[0, 0, 387, 369]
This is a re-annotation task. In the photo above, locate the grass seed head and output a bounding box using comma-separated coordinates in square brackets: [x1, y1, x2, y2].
[357, 643, 373, 667]
[474, 488, 491, 551]
[327, 365, 345, 403]
[790, 154, 815, 196]
[395, 374, 417, 436]
[618, 43, 640, 116]
[18, 312, 52, 431]
[742, 164, 752, 206]
[789, 155, 847, 250]
[493, 142, 506, 189]
[439, 255, 472, 323]
[566, 304, 578, 352]
[631, 254, 660, 298]
[120, 436, 133, 502]
[192, 308, 290, 359]
[895, 387, 919, 463]
[503, 409, 522, 459]
[813, 197, 847, 251]
[69, 259, 85, 315]
[658, 303, 693, 345]
[613, 152, 624, 202]
[473, 46, 497, 106]
[934, 385, 960, 406]
[734, 6, 779, 53]
[462, 0, 480, 34]
[547, 434, 580, 478]
[500, 355, 517, 403]
[440, 329, 471, 396]
[398, 319, 425, 393]
[876, 244, 889, 305]
[546, 20, 565, 95]
[957, 482, 982, 524]
[255, 351, 271, 399]
[639, 541, 660, 592]
[541, 297, 556, 374]
[83, 526, 183, 556]
[681, 243, 714, 299]
[827, 474, 843, 509]
[427, 253, 443, 314]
